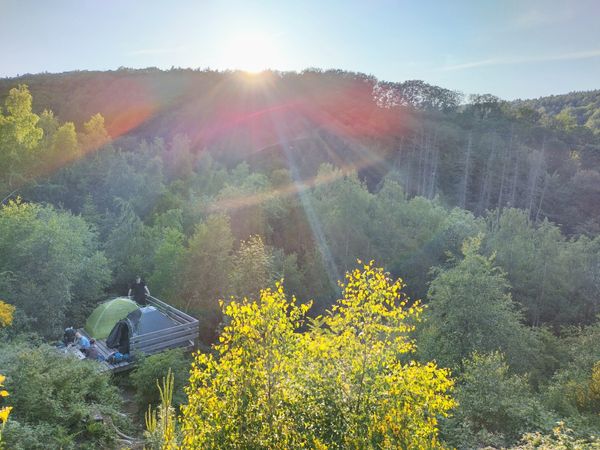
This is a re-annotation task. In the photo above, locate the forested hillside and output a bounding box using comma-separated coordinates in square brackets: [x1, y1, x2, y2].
[514, 89, 600, 133]
[1, 70, 600, 448]
[3, 69, 600, 234]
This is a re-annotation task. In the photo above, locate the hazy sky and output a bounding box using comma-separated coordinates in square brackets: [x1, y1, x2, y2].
[2, 0, 599, 100]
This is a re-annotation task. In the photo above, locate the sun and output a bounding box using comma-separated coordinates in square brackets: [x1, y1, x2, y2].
[223, 30, 279, 73]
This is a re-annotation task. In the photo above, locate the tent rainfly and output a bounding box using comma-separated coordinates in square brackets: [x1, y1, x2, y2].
[85, 297, 139, 340]
[105, 306, 178, 354]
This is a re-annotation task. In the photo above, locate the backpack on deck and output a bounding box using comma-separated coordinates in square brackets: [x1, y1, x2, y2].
[63, 327, 76, 345]
[107, 352, 130, 364]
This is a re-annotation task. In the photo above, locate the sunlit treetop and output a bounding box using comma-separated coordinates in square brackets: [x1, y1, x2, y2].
[179, 262, 455, 449]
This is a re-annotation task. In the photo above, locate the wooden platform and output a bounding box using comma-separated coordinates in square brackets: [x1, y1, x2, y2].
[79, 295, 199, 373]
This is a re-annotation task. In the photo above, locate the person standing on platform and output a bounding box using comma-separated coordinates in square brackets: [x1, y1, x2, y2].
[128, 275, 150, 306]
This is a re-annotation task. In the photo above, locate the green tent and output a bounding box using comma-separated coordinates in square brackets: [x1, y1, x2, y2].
[85, 297, 139, 339]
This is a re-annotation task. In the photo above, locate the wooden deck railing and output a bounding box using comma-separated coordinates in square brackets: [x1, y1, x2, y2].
[130, 296, 199, 355]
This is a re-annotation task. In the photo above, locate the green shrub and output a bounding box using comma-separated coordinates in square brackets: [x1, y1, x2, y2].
[130, 348, 190, 413]
[442, 352, 553, 448]
[2, 420, 66, 450]
[510, 422, 600, 449]
[0, 342, 128, 450]
[544, 321, 600, 421]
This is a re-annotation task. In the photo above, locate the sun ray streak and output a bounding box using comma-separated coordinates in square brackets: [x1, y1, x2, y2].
[264, 88, 342, 289]
[278, 131, 341, 290]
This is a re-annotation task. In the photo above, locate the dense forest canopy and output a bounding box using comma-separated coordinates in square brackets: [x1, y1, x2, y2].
[2, 68, 599, 234]
[1, 69, 600, 448]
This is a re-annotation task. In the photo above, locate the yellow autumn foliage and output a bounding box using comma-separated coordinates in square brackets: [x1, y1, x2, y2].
[0, 301, 13, 445]
[0, 301, 14, 328]
[0, 367, 11, 445]
[175, 262, 455, 449]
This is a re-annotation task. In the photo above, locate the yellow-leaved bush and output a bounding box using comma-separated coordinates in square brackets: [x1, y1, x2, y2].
[0, 301, 14, 328]
[0, 375, 10, 423]
[165, 263, 455, 449]
[0, 301, 14, 445]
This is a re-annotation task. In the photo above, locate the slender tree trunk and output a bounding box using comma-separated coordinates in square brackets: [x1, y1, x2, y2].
[393, 136, 405, 171]
[535, 173, 549, 223]
[460, 133, 472, 209]
[478, 133, 496, 214]
[408, 134, 417, 195]
[428, 135, 439, 199]
[509, 152, 520, 208]
[420, 132, 429, 197]
[417, 127, 426, 196]
[495, 137, 510, 227]
[528, 144, 545, 216]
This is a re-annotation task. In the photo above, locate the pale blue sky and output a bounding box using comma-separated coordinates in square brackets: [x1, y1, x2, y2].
[1, 0, 599, 99]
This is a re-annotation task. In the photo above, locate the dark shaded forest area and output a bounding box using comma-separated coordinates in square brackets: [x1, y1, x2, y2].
[1, 69, 600, 448]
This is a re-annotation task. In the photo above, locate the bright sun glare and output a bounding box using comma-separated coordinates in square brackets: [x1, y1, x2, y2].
[224, 30, 279, 73]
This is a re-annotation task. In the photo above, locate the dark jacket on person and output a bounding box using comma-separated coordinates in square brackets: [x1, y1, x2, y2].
[131, 281, 148, 305]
